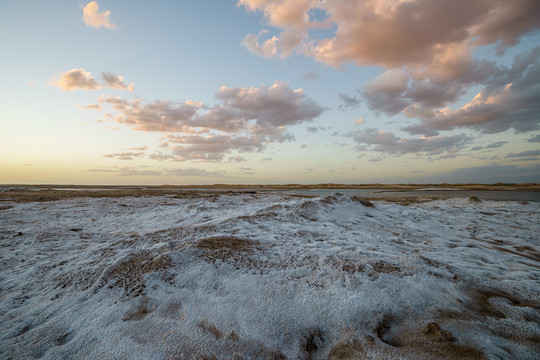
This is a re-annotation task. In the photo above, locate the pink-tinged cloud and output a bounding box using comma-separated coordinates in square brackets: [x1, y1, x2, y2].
[214, 82, 323, 127]
[88, 166, 227, 177]
[102, 98, 204, 132]
[402, 47, 540, 135]
[242, 30, 280, 58]
[103, 152, 145, 160]
[102, 72, 134, 91]
[52, 68, 100, 91]
[52, 69, 134, 91]
[102, 82, 323, 133]
[97, 82, 323, 162]
[83, 1, 116, 30]
[240, 0, 540, 69]
[77, 103, 103, 110]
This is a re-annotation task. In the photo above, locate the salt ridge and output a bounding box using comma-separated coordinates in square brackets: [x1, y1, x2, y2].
[1, 193, 538, 359]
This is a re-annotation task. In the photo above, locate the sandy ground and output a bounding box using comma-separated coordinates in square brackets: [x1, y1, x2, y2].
[0, 189, 539, 359]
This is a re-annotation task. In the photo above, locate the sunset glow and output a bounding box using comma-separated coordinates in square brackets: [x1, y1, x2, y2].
[1, 0, 539, 184]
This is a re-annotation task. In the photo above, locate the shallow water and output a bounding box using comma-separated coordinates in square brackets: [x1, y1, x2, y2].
[287, 188, 540, 202]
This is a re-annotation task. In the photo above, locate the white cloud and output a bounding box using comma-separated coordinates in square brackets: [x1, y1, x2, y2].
[51, 68, 100, 91]
[83, 1, 116, 30]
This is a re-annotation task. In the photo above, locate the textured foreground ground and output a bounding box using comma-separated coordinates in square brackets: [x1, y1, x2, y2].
[1, 192, 539, 359]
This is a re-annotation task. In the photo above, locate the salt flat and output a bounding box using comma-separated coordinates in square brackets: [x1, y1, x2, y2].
[0, 192, 538, 359]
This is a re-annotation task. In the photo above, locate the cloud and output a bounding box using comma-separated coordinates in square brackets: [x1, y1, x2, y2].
[164, 168, 225, 177]
[228, 156, 246, 162]
[213, 82, 323, 127]
[83, 1, 116, 30]
[52, 69, 133, 91]
[485, 141, 509, 148]
[303, 71, 319, 81]
[77, 103, 102, 110]
[96, 82, 323, 161]
[103, 152, 145, 160]
[103, 82, 322, 133]
[240, 0, 540, 69]
[128, 146, 148, 151]
[360, 59, 501, 118]
[242, 30, 279, 58]
[338, 92, 360, 109]
[358, 47, 540, 136]
[241, 1, 540, 141]
[149, 153, 177, 161]
[349, 128, 472, 156]
[164, 134, 267, 162]
[506, 149, 540, 159]
[102, 72, 134, 91]
[116, 167, 162, 176]
[51, 69, 100, 91]
[240, 0, 316, 57]
[419, 163, 540, 183]
[470, 141, 509, 151]
[361, 68, 410, 115]
[471, 0, 540, 52]
[528, 134, 540, 142]
[354, 118, 364, 125]
[89, 166, 225, 177]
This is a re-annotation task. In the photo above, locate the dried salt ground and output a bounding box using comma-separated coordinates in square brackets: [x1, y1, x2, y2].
[0, 193, 538, 359]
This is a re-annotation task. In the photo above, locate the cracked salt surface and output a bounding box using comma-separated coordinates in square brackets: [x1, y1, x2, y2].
[1, 193, 539, 359]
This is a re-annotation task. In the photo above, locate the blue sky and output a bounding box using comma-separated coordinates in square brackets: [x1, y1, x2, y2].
[1, 0, 539, 184]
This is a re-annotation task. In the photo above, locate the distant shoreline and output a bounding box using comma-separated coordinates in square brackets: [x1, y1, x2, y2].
[1, 183, 539, 204]
[2, 183, 539, 191]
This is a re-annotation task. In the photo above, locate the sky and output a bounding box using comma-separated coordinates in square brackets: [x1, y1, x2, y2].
[1, 0, 539, 185]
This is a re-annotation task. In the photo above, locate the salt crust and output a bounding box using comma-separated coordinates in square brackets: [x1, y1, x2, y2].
[0, 193, 538, 359]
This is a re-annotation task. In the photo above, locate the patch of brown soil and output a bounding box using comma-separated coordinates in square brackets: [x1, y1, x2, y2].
[350, 196, 375, 208]
[197, 319, 225, 339]
[400, 322, 486, 359]
[327, 337, 366, 360]
[55, 265, 107, 291]
[492, 246, 540, 262]
[422, 322, 456, 342]
[98, 252, 171, 297]
[0, 188, 248, 203]
[196, 236, 262, 264]
[371, 260, 402, 276]
[468, 288, 540, 319]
